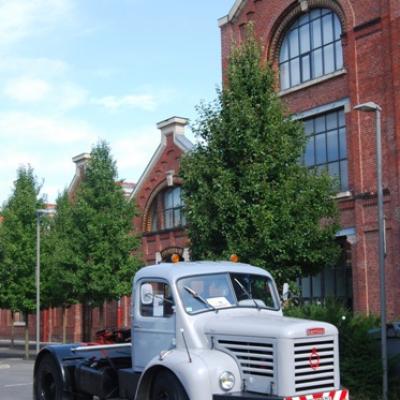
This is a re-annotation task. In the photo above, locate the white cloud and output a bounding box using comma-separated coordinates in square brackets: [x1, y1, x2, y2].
[0, 57, 69, 76]
[0, 111, 97, 144]
[4, 77, 51, 102]
[57, 82, 88, 110]
[0, 0, 73, 47]
[112, 126, 161, 178]
[92, 94, 157, 111]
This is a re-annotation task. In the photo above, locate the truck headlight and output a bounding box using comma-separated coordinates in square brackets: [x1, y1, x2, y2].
[219, 371, 235, 391]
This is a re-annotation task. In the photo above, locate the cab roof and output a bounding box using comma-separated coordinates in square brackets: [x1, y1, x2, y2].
[133, 261, 273, 283]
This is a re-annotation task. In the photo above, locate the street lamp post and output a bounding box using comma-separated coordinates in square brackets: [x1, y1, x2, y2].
[36, 208, 56, 354]
[354, 101, 387, 400]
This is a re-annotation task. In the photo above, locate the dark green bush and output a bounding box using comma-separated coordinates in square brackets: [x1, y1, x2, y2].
[285, 300, 399, 399]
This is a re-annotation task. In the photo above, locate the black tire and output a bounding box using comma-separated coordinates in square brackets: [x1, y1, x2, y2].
[34, 354, 64, 400]
[150, 370, 189, 400]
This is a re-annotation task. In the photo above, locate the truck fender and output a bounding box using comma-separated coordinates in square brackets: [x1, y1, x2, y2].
[135, 349, 241, 400]
[34, 345, 80, 399]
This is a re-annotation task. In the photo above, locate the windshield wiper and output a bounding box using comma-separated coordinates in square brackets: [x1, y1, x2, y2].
[234, 278, 260, 310]
[183, 286, 217, 311]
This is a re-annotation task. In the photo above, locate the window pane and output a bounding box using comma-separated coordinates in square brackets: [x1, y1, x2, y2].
[310, 9, 321, 20]
[298, 13, 309, 26]
[335, 40, 343, 69]
[289, 29, 299, 58]
[338, 110, 345, 127]
[328, 161, 340, 179]
[321, 8, 331, 16]
[280, 61, 290, 90]
[305, 137, 315, 166]
[174, 209, 181, 226]
[304, 119, 314, 135]
[164, 190, 173, 208]
[312, 48, 323, 78]
[301, 54, 310, 82]
[315, 133, 327, 164]
[301, 277, 311, 298]
[312, 274, 322, 298]
[327, 130, 339, 161]
[280, 37, 289, 62]
[334, 14, 342, 40]
[315, 115, 325, 133]
[339, 128, 347, 158]
[164, 209, 173, 229]
[311, 19, 322, 49]
[290, 57, 300, 86]
[173, 187, 181, 207]
[340, 160, 349, 191]
[336, 267, 346, 297]
[300, 24, 310, 53]
[326, 112, 337, 130]
[324, 43, 335, 74]
[324, 266, 335, 297]
[151, 205, 158, 232]
[322, 14, 334, 44]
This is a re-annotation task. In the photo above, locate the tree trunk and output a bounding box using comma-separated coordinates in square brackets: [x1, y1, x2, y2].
[62, 307, 68, 343]
[99, 303, 105, 331]
[24, 312, 29, 360]
[82, 302, 92, 342]
[10, 312, 15, 348]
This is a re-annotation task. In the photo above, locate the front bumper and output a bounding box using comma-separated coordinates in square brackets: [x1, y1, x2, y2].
[213, 389, 349, 400]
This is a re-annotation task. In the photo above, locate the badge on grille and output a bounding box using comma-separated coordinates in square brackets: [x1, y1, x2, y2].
[309, 347, 320, 370]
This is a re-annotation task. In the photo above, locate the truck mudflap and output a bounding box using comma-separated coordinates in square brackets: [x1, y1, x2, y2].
[213, 389, 349, 400]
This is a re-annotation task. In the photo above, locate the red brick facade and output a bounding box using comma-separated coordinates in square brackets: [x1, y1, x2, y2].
[220, 0, 400, 318]
[131, 116, 192, 265]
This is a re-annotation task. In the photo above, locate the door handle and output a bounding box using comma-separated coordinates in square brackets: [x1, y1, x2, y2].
[133, 324, 141, 329]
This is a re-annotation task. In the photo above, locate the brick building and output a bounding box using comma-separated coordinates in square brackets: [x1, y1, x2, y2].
[219, 0, 400, 318]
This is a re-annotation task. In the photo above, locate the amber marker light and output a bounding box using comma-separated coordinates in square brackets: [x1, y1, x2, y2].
[171, 254, 180, 264]
[230, 254, 239, 263]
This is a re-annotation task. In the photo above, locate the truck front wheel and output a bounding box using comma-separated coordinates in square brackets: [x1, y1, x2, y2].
[34, 354, 64, 400]
[150, 370, 188, 400]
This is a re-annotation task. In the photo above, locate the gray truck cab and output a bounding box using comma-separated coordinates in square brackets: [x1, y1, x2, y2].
[131, 261, 347, 400]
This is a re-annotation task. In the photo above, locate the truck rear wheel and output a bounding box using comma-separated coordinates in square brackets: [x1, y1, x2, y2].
[34, 354, 64, 400]
[150, 370, 188, 400]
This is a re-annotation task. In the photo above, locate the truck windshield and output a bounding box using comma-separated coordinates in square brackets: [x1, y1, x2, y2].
[177, 273, 278, 314]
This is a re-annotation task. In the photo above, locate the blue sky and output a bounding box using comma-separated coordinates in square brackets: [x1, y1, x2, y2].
[0, 0, 234, 206]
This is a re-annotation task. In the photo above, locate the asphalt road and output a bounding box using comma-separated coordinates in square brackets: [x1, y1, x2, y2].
[0, 343, 35, 400]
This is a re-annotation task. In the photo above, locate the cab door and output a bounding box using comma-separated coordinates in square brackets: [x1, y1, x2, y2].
[132, 279, 176, 371]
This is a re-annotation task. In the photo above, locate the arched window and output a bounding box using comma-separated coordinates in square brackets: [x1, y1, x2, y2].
[279, 8, 343, 90]
[148, 186, 186, 232]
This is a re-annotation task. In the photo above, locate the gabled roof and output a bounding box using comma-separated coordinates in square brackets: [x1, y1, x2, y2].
[218, 0, 247, 27]
[130, 116, 193, 200]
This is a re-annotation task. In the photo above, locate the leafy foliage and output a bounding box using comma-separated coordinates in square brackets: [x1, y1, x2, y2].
[0, 166, 44, 314]
[41, 190, 77, 310]
[69, 141, 141, 307]
[180, 31, 340, 285]
[285, 301, 400, 399]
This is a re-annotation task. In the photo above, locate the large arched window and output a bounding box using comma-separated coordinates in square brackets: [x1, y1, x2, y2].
[280, 8, 343, 90]
[148, 186, 186, 232]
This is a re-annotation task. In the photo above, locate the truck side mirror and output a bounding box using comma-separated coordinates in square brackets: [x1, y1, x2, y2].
[282, 283, 290, 302]
[141, 283, 153, 305]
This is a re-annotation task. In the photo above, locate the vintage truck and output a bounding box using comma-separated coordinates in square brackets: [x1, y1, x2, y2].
[33, 260, 349, 400]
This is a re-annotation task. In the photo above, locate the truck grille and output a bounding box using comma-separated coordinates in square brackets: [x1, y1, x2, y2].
[216, 338, 274, 378]
[294, 338, 336, 394]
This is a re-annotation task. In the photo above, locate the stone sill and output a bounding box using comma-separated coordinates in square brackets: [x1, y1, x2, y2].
[279, 69, 347, 97]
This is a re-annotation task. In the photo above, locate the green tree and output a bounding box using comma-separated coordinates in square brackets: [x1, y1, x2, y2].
[180, 32, 340, 286]
[41, 190, 78, 342]
[70, 141, 141, 340]
[0, 166, 44, 358]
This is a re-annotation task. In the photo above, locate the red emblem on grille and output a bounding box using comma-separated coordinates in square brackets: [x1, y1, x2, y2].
[309, 347, 320, 370]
